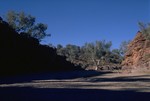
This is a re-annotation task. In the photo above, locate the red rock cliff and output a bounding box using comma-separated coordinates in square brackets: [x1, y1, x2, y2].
[122, 31, 150, 69]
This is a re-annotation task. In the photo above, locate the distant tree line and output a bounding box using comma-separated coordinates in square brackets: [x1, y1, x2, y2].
[56, 40, 129, 70]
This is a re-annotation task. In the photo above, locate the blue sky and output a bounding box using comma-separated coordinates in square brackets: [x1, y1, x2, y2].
[0, 0, 149, 49]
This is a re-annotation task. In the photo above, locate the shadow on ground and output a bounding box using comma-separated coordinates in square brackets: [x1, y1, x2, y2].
[0, 70, 110, 84]
[0, 86, 149, 101]
[0, 70, 150, 101]
[87, 75, 150, 82]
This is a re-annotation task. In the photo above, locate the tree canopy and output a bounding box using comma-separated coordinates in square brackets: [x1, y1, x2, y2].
[138, 22, 150, 40]
[56, 40, 123, 69]
[119, 40, 130, 56]
[5, 11, 49, 41]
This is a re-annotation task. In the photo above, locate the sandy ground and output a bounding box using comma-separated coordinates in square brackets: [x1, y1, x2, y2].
[0, 70, 150, 101]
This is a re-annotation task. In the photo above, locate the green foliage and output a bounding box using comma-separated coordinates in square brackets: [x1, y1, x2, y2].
[138, 22, 150, 40]
[56, 40, 123, 68]
[63, 44, 80, 62]
[119, 40, 130, 56]
[81, 40, 112, 61]
[111, 49, 123, 63]
[57, 44, 66, 56]
[5, 11, 49, 40]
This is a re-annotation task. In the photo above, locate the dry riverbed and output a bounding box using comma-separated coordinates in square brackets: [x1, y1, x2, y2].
[0, 70, 150, 101]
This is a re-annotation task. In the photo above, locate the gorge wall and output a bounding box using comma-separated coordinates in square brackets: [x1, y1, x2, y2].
[0, 18, 81, 76]
[122, 31, 150, 70]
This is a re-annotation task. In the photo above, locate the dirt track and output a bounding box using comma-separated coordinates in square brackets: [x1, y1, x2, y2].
[0, 71, 150, 101]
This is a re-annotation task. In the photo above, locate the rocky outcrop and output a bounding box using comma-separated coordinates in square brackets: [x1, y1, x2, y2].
[122, 31, 150, 70]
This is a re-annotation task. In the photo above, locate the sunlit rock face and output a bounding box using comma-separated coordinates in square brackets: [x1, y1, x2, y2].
[122, 31, 150, 70]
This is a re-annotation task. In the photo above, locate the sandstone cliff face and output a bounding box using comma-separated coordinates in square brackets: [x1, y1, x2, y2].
[122, 31, 150, 69]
